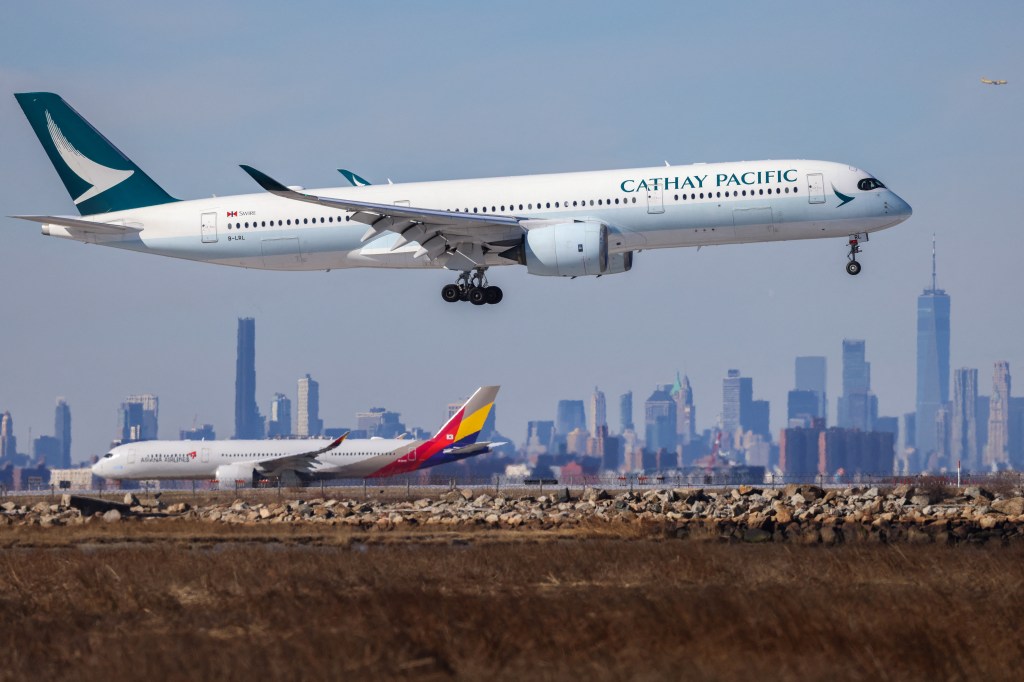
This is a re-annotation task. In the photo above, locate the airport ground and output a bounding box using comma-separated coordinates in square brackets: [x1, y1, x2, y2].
[1, 514, 1022, 681]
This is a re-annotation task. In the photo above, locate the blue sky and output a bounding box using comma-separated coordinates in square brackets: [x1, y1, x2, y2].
[0, 2, 1021, 460]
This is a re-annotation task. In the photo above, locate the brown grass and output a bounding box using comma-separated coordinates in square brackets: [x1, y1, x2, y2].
[0, 527, 1022, 681]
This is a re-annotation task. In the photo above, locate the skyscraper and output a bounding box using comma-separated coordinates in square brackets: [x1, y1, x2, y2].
[985, 361, 1010, 469]
[0, 411, 17, 460]
[268, 393, 292, 438]
[951, 368, 979, 470]
[915, 239, 950, 456]
[671, 373, 696, 444]
[837, 340, 877, 431]
[556, 400, 586, 436]
[722, 370, 752, 439]
[119, 394, 159, 442]
[587, 387, 607, 437]
[297, 374, 323, 437]
[54, 398, 71, 468]
[644, 386, 677, 455]
[795, 356, 827, 424]
[234, 318, 264, 439]
[619, 391, 634, 433]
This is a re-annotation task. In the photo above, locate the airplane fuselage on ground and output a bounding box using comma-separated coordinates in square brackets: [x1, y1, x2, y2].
[93, 436, 434, 482]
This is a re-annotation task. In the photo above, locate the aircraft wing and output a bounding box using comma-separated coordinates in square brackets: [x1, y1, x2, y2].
[257, 433, 348, 475]
[241, 165, 526, 264]
[443, 441, 507, 458]
[12, 215, 142, 234]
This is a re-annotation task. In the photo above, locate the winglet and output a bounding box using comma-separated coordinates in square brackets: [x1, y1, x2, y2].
[326, 432, 349, 451]
[239, 165, 295, 195]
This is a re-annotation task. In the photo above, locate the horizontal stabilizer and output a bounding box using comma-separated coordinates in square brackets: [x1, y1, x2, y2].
[11, 214, 142, 234]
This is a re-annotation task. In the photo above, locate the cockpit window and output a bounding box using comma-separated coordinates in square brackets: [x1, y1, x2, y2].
[857, 178, 886, 191]
[103, 452, 114, 458]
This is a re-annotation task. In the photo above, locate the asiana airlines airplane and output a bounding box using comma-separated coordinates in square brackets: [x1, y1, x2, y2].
[92, 386, 500, 486]
[15, 92, 912, 305]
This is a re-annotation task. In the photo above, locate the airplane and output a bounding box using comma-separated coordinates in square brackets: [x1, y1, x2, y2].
[13, 92, 912, 305]
[980, 77, 1008, 85]
[92, 386, 501, 486]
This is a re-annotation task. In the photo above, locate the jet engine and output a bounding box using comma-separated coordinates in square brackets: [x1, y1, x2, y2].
[605, 251, 633, 274]
[523, 221, 608, 276]
[215, 463, 258, 489]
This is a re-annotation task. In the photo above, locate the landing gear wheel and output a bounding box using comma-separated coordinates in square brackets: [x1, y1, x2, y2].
[441, 284, 461, 302]
[846, 260, 862, 276]
[485, 286, 503, 304]
[468, 287, 487, 305]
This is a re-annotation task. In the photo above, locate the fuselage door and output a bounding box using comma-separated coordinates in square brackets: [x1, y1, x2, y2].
[201, 212, 218, 243]
[807, 174, 826, 204]
[201, 448, 210, 463]
[646, 187, 665, 214]
[126, 449, 136, 465]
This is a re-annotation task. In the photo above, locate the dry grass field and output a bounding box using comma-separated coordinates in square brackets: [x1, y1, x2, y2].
[1, 522, 1022, 681]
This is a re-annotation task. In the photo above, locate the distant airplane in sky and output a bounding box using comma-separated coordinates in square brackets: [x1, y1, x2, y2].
[14, 92, 912, 305]
[980, 77, 1008, 85]
[92, 386, 501, 486]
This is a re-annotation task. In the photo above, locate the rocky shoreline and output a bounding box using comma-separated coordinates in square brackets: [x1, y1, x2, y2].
[3, 483, 1024, 544]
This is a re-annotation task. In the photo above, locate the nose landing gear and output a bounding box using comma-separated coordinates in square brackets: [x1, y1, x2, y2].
[441, 268, 503, 305]
[846, 233, 867, 276]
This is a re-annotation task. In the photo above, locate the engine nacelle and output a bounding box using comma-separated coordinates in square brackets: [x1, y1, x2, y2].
[524, 221, 608, 277]
[215, 463, 258, 489]
[605, 251, 633, 274]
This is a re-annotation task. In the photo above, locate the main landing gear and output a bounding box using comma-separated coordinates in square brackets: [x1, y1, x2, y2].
[845, 233, 866, 276]
[441, 268, 503, 305]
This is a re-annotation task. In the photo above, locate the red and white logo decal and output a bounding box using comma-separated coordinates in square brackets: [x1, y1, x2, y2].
[226, 211, 238, 217]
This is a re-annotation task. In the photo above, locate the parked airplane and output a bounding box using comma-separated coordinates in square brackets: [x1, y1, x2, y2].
[980, 77, 1008, 85]
[91, 386, 501, 486]
[15, 92, 912, 305]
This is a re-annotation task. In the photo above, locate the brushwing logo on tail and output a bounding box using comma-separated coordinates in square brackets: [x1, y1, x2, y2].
[45, 110, 134, 205]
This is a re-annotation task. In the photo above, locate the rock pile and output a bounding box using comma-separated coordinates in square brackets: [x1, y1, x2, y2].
[2, 484, 1024, 544]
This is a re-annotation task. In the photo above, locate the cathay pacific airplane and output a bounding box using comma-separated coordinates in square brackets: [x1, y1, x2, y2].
[15, 92, 912, 305]
[92, 386, 500, 486]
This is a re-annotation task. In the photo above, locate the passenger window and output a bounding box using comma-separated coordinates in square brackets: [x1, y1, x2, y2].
[632, 197, 637, 203]
[546, 202, 551, 208]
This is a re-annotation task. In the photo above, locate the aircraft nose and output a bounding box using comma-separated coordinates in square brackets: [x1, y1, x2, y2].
[887, 192, 912, 221]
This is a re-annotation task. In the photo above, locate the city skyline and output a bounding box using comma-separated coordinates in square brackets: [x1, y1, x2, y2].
[1, 4, 1021, 463]
[1, 301, 1020, 470]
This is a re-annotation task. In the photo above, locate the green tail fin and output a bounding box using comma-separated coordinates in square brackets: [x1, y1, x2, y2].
[15, 92, 178, 215]
[338, 169, 372, 187]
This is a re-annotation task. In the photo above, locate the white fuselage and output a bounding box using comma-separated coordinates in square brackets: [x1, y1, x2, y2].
[43, 160, 911, 271]
[93, 438, 421, 481]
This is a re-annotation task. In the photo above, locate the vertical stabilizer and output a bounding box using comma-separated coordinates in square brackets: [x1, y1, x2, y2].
[15, 92, 178, 215]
